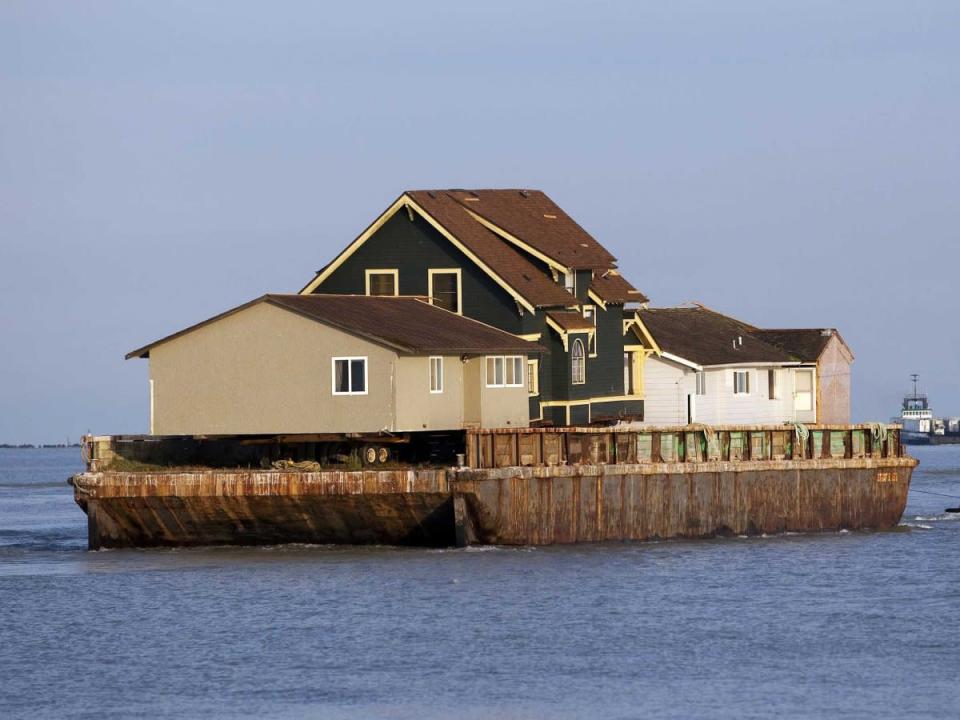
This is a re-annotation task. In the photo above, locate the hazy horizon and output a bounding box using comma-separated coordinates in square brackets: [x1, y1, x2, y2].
[2, 1, 958, 443]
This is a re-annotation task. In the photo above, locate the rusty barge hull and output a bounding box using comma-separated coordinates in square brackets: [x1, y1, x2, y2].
[72, 457, 916, 550]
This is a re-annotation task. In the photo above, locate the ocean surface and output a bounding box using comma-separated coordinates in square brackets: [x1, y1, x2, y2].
[1, 447, 958, 719]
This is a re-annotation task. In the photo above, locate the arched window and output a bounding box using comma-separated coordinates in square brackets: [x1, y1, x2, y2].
[571, 338, 586, 385]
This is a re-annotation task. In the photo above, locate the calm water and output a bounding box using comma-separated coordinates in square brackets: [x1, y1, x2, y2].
[1, 448, 958, 719]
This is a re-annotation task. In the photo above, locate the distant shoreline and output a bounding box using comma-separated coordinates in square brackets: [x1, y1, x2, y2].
[0, 444, 82, 449]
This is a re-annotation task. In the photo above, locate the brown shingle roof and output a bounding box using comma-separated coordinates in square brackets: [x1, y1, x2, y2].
[405, 191, 576, 308]
[441, 189, 616, 270]
[128, 295, 542, 359]
[638, 307, 794, 366]
[753, 329, 850, 362]
[546, 310, 595, 333]
[590, 271, 649, 305]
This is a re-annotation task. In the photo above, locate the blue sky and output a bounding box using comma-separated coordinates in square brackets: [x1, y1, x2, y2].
[1, 1, 958, 442]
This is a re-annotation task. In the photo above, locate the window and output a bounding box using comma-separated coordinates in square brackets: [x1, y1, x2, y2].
[733, 370, 750, 395]
[429, 356, 443, 393]
[571, 339, 586, 385]
[333, 357, 367, 395]
[429, 269, 461, 314]
[485, 356, 524, 388]
[768, 369, 779, 400]
[563, 271, 575, 295]
[365, 269, 398, 296]
[623, 352, 635, 395]
[583, 305, 597, 354]
[527, 359, 539, 395]
[696, 371, 707, 396]
[795, 370, 813, 411]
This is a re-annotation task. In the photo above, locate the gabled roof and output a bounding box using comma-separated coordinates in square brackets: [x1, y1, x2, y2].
[405, 191, 575, 308]
[753, 329, 854, 362]
[638, 307, 795, 367]
[300, 189, 648, 309]
[546, 310, 595, 333]
[441, 189, 616, 270]
[589, 270, 649, 305]
[127, 295, 543, 359]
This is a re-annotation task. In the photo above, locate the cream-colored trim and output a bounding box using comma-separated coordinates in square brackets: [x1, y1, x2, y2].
[527, 358, 540, 396]
[427, 268, 463, 315]
[582, 304, 598, 357]
[301, 195, 409, 294]
[546, 315, 569, 351]
[539, 394, 645, 409]
[515, 332, 541, 342]
[587, 288, 607, 311]
[149, 379, 155, 435]
[623, 312, 661, 355]
[623, 348, 644, 397]
[462, 207, 569, 274]
[405, 197, 537, 314]
[364, 268, 399, 296]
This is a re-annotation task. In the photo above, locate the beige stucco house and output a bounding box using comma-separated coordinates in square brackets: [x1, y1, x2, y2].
[127, 294, 539, 436]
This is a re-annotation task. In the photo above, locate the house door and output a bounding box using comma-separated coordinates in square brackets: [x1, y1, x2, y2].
[794, 370, 814, 414]
[687, 394, 693, 424]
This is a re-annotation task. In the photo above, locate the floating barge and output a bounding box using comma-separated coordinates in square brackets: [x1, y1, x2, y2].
[70, 424, 916, 549]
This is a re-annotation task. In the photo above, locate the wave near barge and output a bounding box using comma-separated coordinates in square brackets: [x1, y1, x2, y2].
[70, 424, 916, 550]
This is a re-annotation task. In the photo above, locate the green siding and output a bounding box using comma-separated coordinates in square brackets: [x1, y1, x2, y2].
[316, 212, 523, 333]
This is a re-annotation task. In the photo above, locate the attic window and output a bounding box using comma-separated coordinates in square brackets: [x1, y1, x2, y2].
[463, 197, 480, 202]
[543, 214, 557, 219]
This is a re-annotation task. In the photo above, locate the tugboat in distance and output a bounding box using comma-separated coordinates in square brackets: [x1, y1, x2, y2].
[895, 374, 960, 445]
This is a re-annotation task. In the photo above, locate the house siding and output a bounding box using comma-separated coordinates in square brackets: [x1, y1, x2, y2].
[817, 335, 852, 423]
[642, 356, 690, 425]
[643, 356, 820, 426]
[394, 355, 464, 431]
[149, 303, 398, 435]
[465, 357, 530, 428]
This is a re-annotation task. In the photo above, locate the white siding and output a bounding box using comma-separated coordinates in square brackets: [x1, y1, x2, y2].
[642, 357, 818, 426]
[643, 356, 693, 425]
[695, 367, 798, 425]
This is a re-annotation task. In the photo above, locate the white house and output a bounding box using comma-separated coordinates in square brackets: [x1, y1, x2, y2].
[636, 306, 845, 426]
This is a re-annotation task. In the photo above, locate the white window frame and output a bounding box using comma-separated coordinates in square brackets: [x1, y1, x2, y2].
[485, 355, 524, 388]
[733, 370, 750, 395]
[527, 358, 540, 396]
[696, 371, 707, 396]
[429, 356, 443, 394]
[364, 268, 399, 296]
[427, 268, 462, 314]
[571, 338, 586, 385]
[768, 369, 779, 400]
[332, 356, 369, 396]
